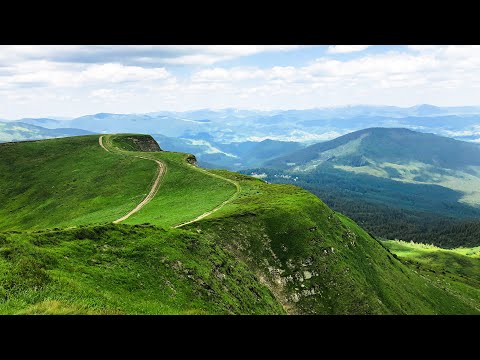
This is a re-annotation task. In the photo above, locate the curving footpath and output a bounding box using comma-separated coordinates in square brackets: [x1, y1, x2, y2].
[173, 165, 241, 228]
[99, 135, 166, 224]
[99, 135, 241, 228]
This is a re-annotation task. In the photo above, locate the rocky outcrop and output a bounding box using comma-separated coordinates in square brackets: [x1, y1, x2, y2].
[125, 135, 162, 152]
[186, 154, 198, 166]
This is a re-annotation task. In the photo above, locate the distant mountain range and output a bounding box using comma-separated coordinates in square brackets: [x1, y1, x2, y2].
[267, 127, 480, 171]
[263, 127, 480, 209]
[3, 105, 480, 145]
[152, 134, 305, 170]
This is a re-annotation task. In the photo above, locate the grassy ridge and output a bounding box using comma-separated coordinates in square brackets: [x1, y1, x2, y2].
[186, 170, 480, 314]
[0, 134, 237, 231]
[0, 136, 156, 231]
[101, 135, 238, 228]
[0, 225, 283, 314]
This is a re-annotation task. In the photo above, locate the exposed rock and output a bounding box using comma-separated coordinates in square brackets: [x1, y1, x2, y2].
[125, 135, 161, 152]
[303, 271, 312, 280]
[186, 154, 198, 166]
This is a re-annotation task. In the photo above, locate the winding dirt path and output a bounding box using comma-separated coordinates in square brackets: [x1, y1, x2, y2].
[99, 135, 240, 228]
[98, 136, 110, 152]
[99, 135, 166, 224]
[173, 166, 241, 228]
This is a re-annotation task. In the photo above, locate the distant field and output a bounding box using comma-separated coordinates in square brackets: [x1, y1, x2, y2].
[383, 240, 480, 282]
[335, 161, 480, 206]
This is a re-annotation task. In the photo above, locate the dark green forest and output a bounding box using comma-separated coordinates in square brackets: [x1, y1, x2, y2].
[244, 166, 480, 248]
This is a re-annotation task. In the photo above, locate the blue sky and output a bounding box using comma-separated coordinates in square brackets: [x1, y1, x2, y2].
[1, 45, 480, 119]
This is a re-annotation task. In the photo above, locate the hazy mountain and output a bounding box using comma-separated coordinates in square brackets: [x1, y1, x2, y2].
[13, 118, 69, 129]
[0, 121, 94, 143]
[8, 105, 480, 144]
[266, 127, 480, 171]
[153, 133, 304, 170]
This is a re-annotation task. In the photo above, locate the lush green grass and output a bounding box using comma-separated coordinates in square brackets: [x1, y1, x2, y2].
[0, 134, 237, 231]
[0, 136, 157, 231]
[0, 224, 283, 314]
[383, 240, 480, 284]
[183, 170, 480, 314]
[1, 134, 479, 314]
[382, 240, 480, 311]
[101, 135, 238, 228]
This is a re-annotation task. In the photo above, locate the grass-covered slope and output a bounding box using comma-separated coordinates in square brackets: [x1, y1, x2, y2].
[0, 134, 237, 231]
[183, 171, 480, 314]
[100, 134, 238, 228]
[0, 134, 478, 314]
[0, 225, 283, 314]
[0, 136, 157, 231]
[383, 240, 480, 284]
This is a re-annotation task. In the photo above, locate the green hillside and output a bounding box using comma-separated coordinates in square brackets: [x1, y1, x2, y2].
[383, 240, 480, 284]
[257, 128, 480, 248]
[266, 128, 480, 206]
[0, 136, 156, 231]
[0, 134, 479, 314]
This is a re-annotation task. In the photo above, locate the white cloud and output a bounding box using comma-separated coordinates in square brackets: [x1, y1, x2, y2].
[0, 61, 173, 88]
[326, 45, 370, 54]
[192, 67, 266, 82]
[0, 45, 303, 66]
[80, 63, 171, 83]
[2, 45, 480, 119]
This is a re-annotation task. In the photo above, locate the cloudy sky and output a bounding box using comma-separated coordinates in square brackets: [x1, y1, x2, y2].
[1, 45, 480, 119]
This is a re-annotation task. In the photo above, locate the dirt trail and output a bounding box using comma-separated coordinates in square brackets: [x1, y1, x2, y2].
[99, 135, 240, 228]
[173, 166, 241, 228]
[98, 136, 110, 152]
[99, 135, 166, 224]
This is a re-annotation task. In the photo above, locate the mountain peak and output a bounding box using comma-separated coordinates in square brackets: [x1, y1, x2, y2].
[267, 127, 480, 170]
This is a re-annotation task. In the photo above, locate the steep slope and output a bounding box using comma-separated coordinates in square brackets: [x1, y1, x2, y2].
[180, 171, 480, 314]
[0, 134, 478, 314]
[0, 224, 283, 315]
[258, 128, 480, 247]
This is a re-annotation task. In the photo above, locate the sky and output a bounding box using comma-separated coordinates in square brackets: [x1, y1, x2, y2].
[1, 45, 480, 119]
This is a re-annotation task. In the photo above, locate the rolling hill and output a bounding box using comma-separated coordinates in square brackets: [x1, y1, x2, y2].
[266, 127, 480, 172]
[0, 134, 479, 314]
